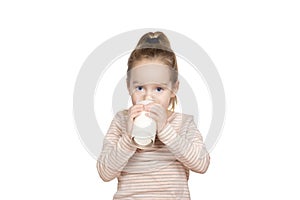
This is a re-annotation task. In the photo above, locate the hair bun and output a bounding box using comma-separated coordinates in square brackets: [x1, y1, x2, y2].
[146, 37, 159, 44]
[135, 32, 172, 52]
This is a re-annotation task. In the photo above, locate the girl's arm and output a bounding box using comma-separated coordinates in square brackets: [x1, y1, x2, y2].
[157, 116, 210, 173]
[96, 111, 137, 182]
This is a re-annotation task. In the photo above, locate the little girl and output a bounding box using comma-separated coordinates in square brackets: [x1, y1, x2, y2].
[97, 31, 210, 200]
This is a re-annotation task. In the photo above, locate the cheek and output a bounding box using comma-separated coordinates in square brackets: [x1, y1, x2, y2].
[157, 94, 171, 107]
[131, 96, 137, 104]
[131, 93, 142, 105]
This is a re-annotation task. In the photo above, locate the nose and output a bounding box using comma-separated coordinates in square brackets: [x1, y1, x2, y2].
[144, 89, 154, 100]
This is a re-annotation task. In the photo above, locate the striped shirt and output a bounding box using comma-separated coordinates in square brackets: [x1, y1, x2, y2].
[97, 110, 210, 200]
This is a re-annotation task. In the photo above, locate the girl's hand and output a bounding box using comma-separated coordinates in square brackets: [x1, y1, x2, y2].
[144, 103, 168, 132]
[127, 104, 144, 137]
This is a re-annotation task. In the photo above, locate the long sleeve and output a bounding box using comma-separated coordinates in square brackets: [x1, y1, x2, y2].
[157, 115, 210, 173]
[96, 111, 137, 182]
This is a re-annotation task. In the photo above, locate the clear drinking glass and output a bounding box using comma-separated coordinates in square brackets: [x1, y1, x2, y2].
[131, 100, 157, 149]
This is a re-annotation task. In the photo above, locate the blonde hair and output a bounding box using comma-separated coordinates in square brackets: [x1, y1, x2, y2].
[127, 31, 178, 111]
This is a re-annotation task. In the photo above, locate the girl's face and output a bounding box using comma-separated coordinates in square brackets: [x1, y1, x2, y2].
[127, 59, 179, 110]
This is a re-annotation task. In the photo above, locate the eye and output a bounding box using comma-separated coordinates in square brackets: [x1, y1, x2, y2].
[136, 86, 144, 91]
[156, 87, 164, 92]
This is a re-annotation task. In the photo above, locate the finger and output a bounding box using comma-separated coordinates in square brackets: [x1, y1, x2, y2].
[146, 109, 164, 121]
[145, 112, 159, 122]
[145, 103, 163, 113]
[130, 104, 144, 112]
[147, 105, 165, 117]
[129, 111, 142, 121]
[129, 105, 144, 115]
[131, 110, 144, 120]
[144, 102, 154, 110]
[129, 109, 144, 121]
[133, 104, 144, 109]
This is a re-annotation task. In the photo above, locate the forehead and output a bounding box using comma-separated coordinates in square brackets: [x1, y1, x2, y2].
[133, 58, 167, 66]
[128, 63, 173, 84]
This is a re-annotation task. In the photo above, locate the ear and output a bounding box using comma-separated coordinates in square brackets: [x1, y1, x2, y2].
[171, 80, 179, 97]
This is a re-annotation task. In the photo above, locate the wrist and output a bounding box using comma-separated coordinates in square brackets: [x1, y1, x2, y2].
[122, 133, 137, 151]
[157, 123, 177, 145]
[157, 121, 168, 133]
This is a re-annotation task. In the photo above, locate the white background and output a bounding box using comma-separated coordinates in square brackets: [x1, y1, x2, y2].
[1, 0, 299, 199]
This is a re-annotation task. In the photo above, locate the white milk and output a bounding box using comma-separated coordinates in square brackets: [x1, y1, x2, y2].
[131, 100, 157, 148]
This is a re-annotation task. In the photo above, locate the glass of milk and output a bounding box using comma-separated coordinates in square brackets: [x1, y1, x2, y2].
[131, 100, 157, 149]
